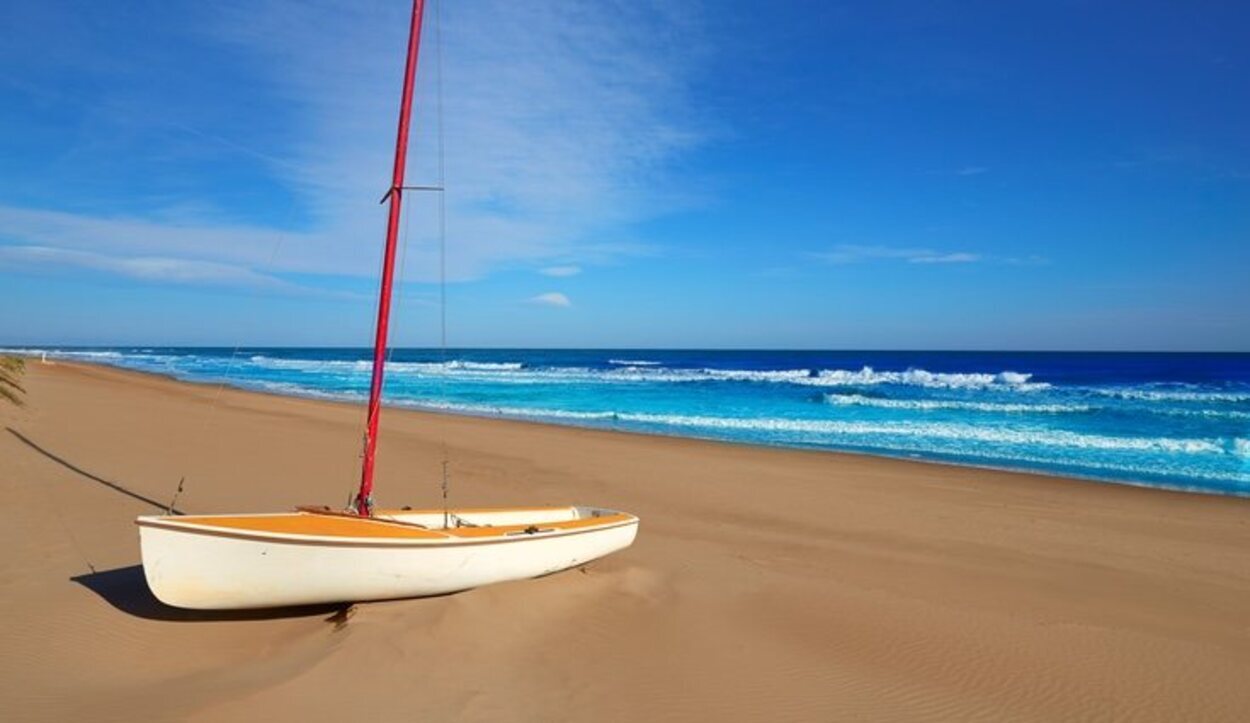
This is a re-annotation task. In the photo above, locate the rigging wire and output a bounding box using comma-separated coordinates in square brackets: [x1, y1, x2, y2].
[436, 0, 448, 356]
[171, 206, 293, 514]
[434, 0, 452, 529]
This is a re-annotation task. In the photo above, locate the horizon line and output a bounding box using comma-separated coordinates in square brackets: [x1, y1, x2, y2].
[4, 344, 1249, 355]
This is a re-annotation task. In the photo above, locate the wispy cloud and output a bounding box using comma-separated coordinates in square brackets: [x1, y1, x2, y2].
[0, 244, 288, 288]
[815, 245, 982, 265]
[954, 166, 989, 176]
[204, 0, 706, 281]
[0, 0, 708, 289]
[528, 291, 571, 307]
[0, 205, 301, 273]
[909, 252, 982, 264]
[539, 265, 582, 277]
[0, 244, 361, 298]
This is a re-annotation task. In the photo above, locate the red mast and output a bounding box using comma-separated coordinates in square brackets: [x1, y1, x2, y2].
[356, 0, 427, 516]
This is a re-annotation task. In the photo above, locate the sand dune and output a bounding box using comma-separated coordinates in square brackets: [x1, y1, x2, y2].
[1, 362, 1248, 721]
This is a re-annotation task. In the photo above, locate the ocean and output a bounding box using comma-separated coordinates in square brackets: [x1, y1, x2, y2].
[6, 347, 1249, 496]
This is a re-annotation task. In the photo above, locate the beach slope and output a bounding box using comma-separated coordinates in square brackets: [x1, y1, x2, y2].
[1, 362, 1248, 721]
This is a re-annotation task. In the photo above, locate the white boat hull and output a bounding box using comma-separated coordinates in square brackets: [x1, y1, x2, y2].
[137, 507, 638, 609]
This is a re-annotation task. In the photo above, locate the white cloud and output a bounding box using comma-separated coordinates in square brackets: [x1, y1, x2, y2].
[0, 245, 281, 286]
[815, 245, 982, 265]
[0, 1, 707, 288]
[0, 206, 301, 274]
[909, 252, 981, 264]
[539, 265, 582, 277]
[204, 0, 705, 281]
[528, 292, 571, 307]
[0, 244, 361, 299]
[955, 166, 988, 176]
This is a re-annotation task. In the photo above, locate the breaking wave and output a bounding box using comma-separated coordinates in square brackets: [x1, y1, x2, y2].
[825, 394, 1090, 414]
[807, 367, 1048, 390]
[407, 401, 1234, 456]
[236, 358, 1051, 390]
[1, 348, 126, 361]
[10, 346, 1247, 494]
[246, 355, 523, 374]
[1091, 386, 1250, 403]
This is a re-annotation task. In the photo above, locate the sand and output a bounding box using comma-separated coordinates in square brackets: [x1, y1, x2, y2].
[1, 361, 1248, 722]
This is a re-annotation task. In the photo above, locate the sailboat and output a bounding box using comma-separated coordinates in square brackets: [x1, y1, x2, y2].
[135, 0, 639, 610]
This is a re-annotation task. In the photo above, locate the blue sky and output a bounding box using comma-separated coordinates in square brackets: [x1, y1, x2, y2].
[1, 0, 1247, 350]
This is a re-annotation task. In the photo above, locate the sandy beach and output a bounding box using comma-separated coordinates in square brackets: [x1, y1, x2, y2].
[1, 360, 1248, 722]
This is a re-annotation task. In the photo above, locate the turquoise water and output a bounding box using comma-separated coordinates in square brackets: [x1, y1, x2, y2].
[8, 347, 1249, 496]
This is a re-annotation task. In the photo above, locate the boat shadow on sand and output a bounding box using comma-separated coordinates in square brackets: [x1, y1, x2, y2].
[71, 565, 349, 623]
[4, 427, 348, 623]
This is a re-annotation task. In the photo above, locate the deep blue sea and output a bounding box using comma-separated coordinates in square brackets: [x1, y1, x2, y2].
[7, 347, 1249, 496]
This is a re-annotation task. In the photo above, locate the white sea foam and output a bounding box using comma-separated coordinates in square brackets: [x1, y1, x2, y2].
[0, 347, 125, 361]
[404, 401, 1228, 456]
[246, 356, 524, 374]
[1092, 387, 1250, 403]
[19, 346, 1244, 491]
[1151, 407, 1250, 420]
[927, 447, 1250, 488]
[251, 380, 365, 401]
[446, 361, 525, 371]
[532, 364, 1048, 390]
[825, 394, 1090, 414]
[609, 367, 815, 383]
[248, 355, 363, 371]
[625, 416, 1224, 455]
[805, 366, 1049, 390]
[236, 356, 1056, 392]
[997, 371, 1033, 385]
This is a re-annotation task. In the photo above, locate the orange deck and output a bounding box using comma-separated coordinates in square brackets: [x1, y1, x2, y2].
[143, 509, 635, 542]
